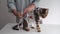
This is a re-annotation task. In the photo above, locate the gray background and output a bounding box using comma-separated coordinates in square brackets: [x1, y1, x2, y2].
[0, 0, 60, 30]
[0, 0, 16, 30]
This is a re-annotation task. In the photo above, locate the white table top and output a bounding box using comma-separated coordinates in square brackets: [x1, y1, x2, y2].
[0, 23, 60, 34]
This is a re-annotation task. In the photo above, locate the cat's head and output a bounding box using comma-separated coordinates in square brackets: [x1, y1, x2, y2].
[39, 8, 49, 18]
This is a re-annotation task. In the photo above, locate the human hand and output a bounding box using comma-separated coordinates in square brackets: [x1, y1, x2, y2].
[23, 8, 28, 16]
[23, 4, 35, 16]
[17, 12, 23, 19]
[12, 9, 18, 16]
[12, 9, 23, 18]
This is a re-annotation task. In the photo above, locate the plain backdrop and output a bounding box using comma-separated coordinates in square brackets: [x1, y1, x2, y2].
[0, 0, 60, 30]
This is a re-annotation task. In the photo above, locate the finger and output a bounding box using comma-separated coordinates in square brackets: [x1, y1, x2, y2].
[24, 9, 28, 14]
[17, 13, 22, 18]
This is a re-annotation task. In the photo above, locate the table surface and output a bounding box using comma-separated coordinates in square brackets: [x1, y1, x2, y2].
[0, 23, 60, 34]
